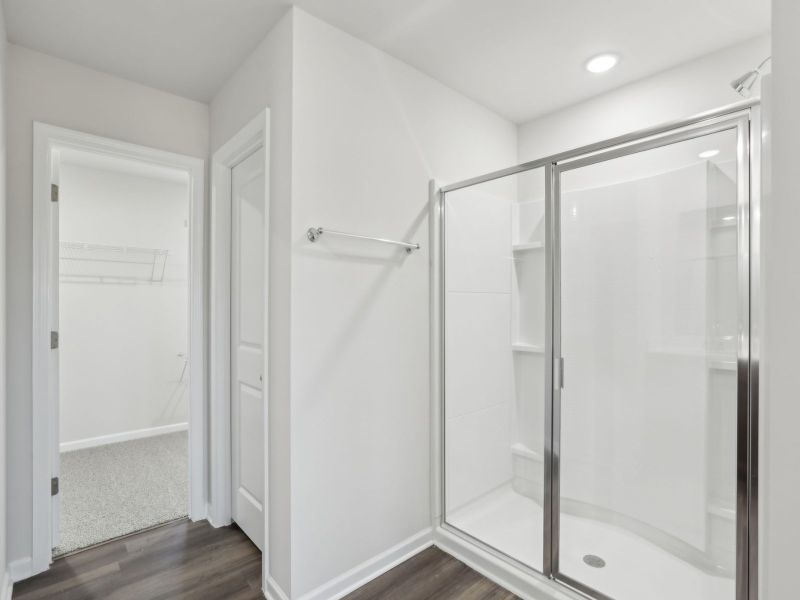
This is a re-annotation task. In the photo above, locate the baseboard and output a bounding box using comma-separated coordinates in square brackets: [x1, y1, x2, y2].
[297, 528, 433, 600]
[1, 571, 12, 600]
[433, 526, 579, 600]
[60, 422, 188, 452]
[266, 576, 290, 600]
[8, 557, 33, 583]
[206, 515, 233, 529]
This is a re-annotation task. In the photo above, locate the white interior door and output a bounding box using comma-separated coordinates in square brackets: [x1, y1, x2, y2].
[231, 146, 266, 550]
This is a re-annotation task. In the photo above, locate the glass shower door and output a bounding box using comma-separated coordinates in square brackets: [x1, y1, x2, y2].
[552, 125, 747, 600]
[442, 167, 548, 572]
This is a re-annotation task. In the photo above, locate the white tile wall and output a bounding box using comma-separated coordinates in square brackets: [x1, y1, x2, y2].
[444, 181, 515, 511]
[445, 187, 511, 293]
[445, 292, 512, 419]
[446, 402, 513, 511]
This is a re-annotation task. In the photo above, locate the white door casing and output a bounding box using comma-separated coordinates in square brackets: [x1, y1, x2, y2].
[31, 122, 206, 578]
[49, 151, 61, 550]
[230, 146, 266, 550]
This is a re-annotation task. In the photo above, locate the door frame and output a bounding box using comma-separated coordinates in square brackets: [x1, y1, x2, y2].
[431, 99, 761, 600]
[31, 122, 206, 575]
[208, 109, 270, 588]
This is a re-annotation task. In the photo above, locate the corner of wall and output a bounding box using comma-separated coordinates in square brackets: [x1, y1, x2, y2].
[208, 7, 296, 596]
[287, 8, 516, 598]
[0, 0, 8, 593]
[516, 34, 771, 161]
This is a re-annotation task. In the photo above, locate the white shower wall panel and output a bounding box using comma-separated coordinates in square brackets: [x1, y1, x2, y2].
[443, 179, 515, 512]
[444, 187, 512, 293]
[559, 162, 721, 552]
[444, 292, 513, 511]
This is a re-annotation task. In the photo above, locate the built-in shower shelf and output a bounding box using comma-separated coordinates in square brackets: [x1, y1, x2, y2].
[709, 357, 737, 371]
[648, 347, 737, 371]
[511, 442, 544, 462]
[710, 218, 737, 229]
[512, 242, 544, 252]
[512, 342, 544, 354]
[707, 502, 736, 521]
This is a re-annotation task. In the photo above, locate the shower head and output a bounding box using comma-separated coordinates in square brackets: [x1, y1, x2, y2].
[731, 70, 760, 97]
[731, 56, 771, 97]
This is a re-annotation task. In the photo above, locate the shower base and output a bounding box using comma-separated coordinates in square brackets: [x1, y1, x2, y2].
[447, 485, 733, 600]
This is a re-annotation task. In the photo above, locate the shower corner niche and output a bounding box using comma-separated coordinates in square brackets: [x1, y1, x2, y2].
[509, 188, 547, 504]
[511, 196, 546, 350]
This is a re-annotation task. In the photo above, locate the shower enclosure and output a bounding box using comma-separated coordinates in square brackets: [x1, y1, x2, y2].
[434, 101, 759, 600]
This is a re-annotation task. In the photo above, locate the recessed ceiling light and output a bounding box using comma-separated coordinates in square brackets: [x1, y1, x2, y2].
[699, 149, 720, 159]
[585, 53, 619, 74]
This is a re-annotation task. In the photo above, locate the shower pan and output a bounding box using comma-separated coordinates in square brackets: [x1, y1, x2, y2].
[433, 100, 759, 600]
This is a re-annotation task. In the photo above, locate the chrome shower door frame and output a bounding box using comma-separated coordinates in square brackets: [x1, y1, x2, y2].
[435, 99, 760, 600]
[548, 111, 755, 600]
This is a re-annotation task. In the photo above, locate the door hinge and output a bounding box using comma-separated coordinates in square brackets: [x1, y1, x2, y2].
[50, 330, 59, 349]
[51, 183, 59, 203]
[51, 477, 59, 496]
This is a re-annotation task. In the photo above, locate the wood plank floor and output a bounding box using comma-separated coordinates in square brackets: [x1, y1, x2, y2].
[13, 519, 517, 600]
[13, 519, 262, 600]
[342, 546, 518, 600]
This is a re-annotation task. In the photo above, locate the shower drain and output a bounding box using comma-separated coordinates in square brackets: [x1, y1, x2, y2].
[582, 554, 606, 568]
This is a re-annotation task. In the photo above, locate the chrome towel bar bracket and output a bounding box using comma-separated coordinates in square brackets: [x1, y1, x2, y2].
[306, 227, 420, 253]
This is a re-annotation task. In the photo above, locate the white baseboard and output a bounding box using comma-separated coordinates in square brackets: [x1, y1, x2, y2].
[266, 577, 291, 600]
[8, 557, 33, 583]
[297, 528, 433, 600]
[60, 422, 188, 452]
[207, 515, 233, 529]
[1, 571, 12, 600]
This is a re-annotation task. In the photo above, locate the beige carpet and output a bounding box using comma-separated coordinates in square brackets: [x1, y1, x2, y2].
[54, 430, 188, 556]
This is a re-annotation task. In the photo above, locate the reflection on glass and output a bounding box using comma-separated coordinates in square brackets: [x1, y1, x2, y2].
[443, 168, 546, 571]
[557, 129, 739, 600]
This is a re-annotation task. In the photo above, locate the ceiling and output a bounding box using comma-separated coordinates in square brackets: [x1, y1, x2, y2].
[2, 0, 293, 102]
[4, 0, 770, 123]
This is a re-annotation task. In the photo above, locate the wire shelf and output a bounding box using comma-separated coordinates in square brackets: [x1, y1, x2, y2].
[60, 241, 169, 283]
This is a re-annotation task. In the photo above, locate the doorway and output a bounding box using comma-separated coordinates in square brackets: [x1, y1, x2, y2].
[55, 149, 192, 555]
[31, 123, 206, 572]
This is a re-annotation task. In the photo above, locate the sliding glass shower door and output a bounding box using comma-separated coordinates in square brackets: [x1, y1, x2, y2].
[552, 124, 748, 600]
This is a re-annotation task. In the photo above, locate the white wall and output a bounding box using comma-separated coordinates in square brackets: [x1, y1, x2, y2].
[213, 7, 517, 597]
[58, 163, 189, 446]
[289, 9, 516, 597]
[209, 10, 294, 593]
[6, 43, 208, 568]
[518, 35, 770, 162]
[0, 4, 8, 596]
[762, 1, 797, 598]
[216, 9, 516, 598]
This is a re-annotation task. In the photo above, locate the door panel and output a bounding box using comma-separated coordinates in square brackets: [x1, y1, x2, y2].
[441, 168, 548, 572]
[231, 146, 266, 550]
[554, 127, 743, 600]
